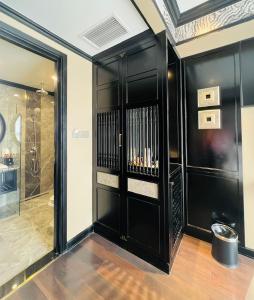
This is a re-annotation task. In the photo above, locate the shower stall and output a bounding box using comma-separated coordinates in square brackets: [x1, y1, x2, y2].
[0, 83, 55, 213]
[0, 82, 55, 287]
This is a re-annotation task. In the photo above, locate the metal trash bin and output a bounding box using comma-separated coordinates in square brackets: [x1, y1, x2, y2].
[211, 223, 238, 268]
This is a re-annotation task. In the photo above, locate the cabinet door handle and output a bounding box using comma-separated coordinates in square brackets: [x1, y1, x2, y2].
[119, 133, 122, 147]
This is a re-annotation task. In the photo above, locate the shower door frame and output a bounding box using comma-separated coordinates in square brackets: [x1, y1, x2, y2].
[0, 22, 67, 258]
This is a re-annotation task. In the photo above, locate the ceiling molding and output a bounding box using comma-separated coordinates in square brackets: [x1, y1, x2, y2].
[162, 0, 180, 26]
[0, 2, 92, 61]
[154, 0, 254, 44]
[164, 0, 241, 26]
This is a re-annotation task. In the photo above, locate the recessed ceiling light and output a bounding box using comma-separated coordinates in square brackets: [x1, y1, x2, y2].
[13, 94, 19, 97]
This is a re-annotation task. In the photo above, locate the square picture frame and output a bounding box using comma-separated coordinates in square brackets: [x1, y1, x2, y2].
[198, 109, 221, 130]
[197, 86, 220, 107]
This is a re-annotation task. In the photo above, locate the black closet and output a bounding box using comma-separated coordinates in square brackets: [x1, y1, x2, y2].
[92, 31, 183, 272]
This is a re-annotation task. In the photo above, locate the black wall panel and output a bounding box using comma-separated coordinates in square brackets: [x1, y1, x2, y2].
[168, 62, 181, 164]
[187, 172, 243, 242]
[241, 39, 254, 106]
[184, 45, 244, 244]
[127, 196, 160, 254]
[185, 50, 239, 172]
[97, 60, 119, 86]
[97, 84, 119, 109]
[127, 73, 158, 104]
[126, 45, 157, 76]
[97, 188, 120, 233]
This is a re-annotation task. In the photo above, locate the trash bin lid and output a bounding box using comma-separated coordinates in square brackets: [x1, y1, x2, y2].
[211, 223, 238, 242]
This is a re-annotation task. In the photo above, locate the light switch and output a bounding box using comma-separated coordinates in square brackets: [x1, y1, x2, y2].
[72, 129, 89, 139]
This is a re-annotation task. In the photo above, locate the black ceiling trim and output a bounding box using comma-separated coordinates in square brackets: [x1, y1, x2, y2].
[0, 79, 55, 96]
[164, 0, 241, 27]
[0, 2, 92, 61]
[130, 0, 153, 32]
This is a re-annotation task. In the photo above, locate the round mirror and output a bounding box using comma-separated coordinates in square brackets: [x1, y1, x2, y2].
[14, 114, 22, 143]
[0, 113, 6, 143]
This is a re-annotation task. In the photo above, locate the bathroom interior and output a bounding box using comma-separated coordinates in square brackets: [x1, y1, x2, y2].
[0, 38, 56, 287]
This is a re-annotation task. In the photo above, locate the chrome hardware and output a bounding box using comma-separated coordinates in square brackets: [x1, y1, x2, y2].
[119, 133, 122, 147]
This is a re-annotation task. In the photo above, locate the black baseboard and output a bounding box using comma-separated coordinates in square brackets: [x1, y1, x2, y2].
[67, 225, 94, 250]
[184, 225, 212, 243]
[239, 246, 254, 259]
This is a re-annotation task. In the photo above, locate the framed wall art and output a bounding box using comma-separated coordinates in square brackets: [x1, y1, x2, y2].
[198, 109, 221, 129]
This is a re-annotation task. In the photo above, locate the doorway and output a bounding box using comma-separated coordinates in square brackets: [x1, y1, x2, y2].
[0, 23, 67, 297]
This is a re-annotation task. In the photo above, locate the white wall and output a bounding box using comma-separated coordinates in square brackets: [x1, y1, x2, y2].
[0, 12, 93, 241]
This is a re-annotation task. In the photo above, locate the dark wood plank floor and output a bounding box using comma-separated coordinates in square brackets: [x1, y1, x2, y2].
[6, 233, 254, 300]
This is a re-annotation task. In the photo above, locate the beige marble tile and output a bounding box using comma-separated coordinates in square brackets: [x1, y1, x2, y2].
[0, 191, 54, 287]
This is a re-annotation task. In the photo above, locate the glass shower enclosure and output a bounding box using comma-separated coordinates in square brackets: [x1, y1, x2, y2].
[0, 85, 22, 219]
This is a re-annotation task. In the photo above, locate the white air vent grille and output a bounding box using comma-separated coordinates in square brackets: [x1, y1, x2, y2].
[81, 16, 128, 48]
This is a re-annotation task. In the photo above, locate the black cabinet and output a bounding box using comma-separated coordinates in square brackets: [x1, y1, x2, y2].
[241, 39, 254, 106]
[93, 31, 183, 273]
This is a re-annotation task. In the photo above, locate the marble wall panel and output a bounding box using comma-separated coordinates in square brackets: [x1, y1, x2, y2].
[40, 95, 54, 194]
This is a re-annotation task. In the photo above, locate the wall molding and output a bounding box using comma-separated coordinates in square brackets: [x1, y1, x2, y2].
[0, 2, 92, 61]
[67, 225, 94, 250]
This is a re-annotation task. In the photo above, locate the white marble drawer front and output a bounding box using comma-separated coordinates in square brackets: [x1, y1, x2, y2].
[128, 178, 158, 199]
[97, 172, 119, 189]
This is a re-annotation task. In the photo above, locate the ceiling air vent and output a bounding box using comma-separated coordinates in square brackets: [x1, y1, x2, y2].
[81, 16, 128, 48]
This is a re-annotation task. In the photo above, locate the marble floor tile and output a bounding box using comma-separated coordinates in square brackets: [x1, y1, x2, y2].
[0, 191, 54, 287]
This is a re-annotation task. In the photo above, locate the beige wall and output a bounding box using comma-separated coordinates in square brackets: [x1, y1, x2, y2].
[241, 107, 254, 250]
[0, 12, 93, 241]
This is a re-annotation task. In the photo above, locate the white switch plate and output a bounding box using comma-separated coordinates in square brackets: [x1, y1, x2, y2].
[72, 129, 89, 139]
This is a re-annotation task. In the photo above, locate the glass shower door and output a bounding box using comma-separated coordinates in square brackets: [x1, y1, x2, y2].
[0, 86, 22, 219]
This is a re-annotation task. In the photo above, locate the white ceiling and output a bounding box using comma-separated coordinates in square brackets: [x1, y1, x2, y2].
[0, 38, 56, 92]
[176, 0, 207, 12]
[2, 0, 148, 56]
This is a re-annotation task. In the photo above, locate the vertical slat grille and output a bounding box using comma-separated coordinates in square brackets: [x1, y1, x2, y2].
[171, 171, 183, 247]
[127, 105, 159, 176]
[97, 110, 119, 169]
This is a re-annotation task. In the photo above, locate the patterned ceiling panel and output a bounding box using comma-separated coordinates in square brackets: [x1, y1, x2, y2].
[154, 0, 254, 43]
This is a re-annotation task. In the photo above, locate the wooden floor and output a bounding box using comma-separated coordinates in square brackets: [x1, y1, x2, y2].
[6, 233, 254, 300]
